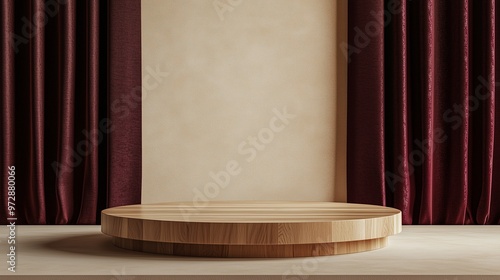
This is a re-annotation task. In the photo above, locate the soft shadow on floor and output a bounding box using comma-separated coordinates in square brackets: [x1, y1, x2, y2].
[41, 234, 182, 260]
[40, 234, 284, 262]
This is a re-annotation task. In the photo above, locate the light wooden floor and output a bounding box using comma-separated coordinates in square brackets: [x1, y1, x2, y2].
[1, 225, 499, 279]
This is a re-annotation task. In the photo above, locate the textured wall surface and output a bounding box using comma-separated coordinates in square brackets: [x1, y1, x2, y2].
[141, 0, 347, 204]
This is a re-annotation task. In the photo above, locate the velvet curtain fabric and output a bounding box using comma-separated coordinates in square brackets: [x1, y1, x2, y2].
[347, 0, 500, 224]
[0, 0, 141, 224]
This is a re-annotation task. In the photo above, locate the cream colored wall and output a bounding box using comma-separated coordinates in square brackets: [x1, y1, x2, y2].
[141, 0, 347, 204]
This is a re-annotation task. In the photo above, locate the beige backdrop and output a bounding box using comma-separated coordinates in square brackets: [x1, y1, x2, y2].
[141, 0, 347, 204]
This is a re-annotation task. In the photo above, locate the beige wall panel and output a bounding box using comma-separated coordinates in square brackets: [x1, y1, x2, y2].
[141, 0, 347, 204]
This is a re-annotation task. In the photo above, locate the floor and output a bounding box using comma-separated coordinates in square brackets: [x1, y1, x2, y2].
[1, 226, 499, 279]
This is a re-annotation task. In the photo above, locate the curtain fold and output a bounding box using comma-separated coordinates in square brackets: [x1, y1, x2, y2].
[1, 0, 16, 223]
[348, 0, 500, 225]
[347, 0, 387, 208]
[0, 0, 141, 225]
[107, 0, 142, 209]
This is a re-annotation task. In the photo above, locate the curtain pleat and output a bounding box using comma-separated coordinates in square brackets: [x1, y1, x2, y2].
[76, 0, 100, 224]
[54, 0, 76, 224]
[29, 0, 47, 224]
[347, 0, 387, 207]
[386, 0, 413, 224]
[348, 0, 500, 224]
[0, 0, 16, 225]
[107, 0, 142, 208]
[472, 0, 496, 225]
[492, 0, 500, 225]
[0, 0, 141, 225]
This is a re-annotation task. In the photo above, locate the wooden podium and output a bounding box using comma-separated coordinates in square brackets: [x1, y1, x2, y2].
[101, 201, 401, 258]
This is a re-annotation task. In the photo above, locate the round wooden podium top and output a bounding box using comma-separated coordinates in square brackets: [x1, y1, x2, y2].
[102, 201, 402, 245]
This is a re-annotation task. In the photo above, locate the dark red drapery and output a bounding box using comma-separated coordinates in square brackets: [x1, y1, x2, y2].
[0, 0, 142, 225]
[347, 0, 500, 224]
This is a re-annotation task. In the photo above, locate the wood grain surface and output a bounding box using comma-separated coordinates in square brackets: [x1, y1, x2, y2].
[102, 201, 401, 257]
[112, 236, 388, 258]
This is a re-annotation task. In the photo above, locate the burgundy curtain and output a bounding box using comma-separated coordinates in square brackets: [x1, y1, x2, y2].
[0, 0, 141, 225]
[347, 0, 500, 224]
